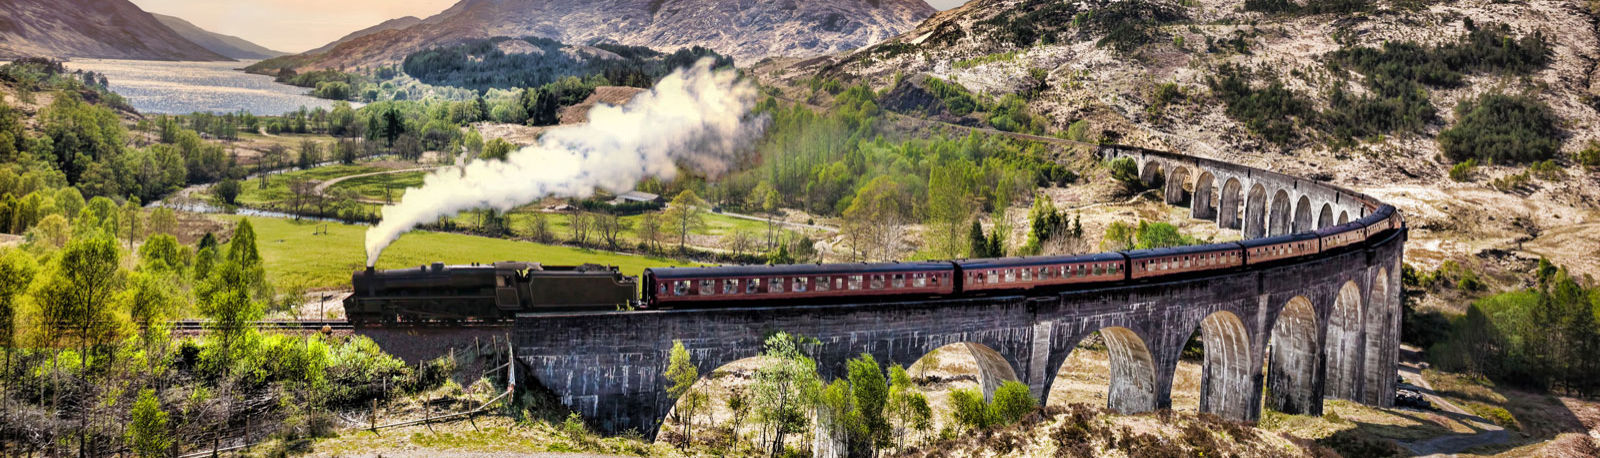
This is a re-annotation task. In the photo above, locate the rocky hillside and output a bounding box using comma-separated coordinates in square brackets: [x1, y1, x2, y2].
[152, 13, 284, 60]
[304, 16, 423, 56]
[759, 0, 1600, 279]
[249, 0, 935, 74]
[0, 0, 226, 61]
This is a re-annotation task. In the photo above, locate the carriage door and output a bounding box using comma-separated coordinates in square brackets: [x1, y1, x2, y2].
[495, 275, 521, 310]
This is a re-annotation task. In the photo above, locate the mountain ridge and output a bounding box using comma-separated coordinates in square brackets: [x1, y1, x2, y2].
[249, 0, 936, 74]
[152, 13, 285, 60]
[0, 0, 227, 61]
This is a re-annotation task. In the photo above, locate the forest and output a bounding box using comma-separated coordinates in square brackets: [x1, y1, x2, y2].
[401, 37, 733, 93]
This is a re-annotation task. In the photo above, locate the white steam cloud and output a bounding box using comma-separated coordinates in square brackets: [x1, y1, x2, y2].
[364, 59, 762, 266]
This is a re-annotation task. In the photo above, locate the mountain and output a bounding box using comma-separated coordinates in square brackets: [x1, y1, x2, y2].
[249, 0, 935, 74]
[305, 16, 423, 56]
[0, 0, 227, 61]
[152, 13, 284, 60]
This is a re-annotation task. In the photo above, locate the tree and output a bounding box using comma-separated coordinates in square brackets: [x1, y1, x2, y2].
[121, 198, 143, 250]
[298, 139, 323, 169]
[727, 386, 753, 450]
[663, 190, 708, 253]
[1438, 92, 1562, 164]
[213, 178, 241, 205]
[724, 228, 756, 258]
[664, 340, 703, 445]
[928, 161, 979, 259]
[0, 249, 38, 379]
[147, 207, 177, 236]
[1109, 157, 1147, 191]
[526, 212, 553, 243]
[261, 144, 288, 189]
[636, 211, 665, 253]
[969, 220, 990, 258]
[949, 388, 990, 431]
[127, 389, 171, 457]
[568, 210, 593, 245]
[988, 380, 1037, 425]
[287, 177, 318, 216]
[138, 233, 185, 272]
[481, 138, 515, 161]
[33, 234, 126, 453]
[847, 353, 890, 455]
[842, 176, 909, 262]
[753, 332, 820, 456]
[884, 364, 931, 449]
[749, 181, 781, 251]
[596, 211, 631, 249]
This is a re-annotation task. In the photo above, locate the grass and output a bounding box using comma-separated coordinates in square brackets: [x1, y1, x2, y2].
[231, 215, 699, 290]
[230, 164, 386, 207]
[329, 171, 426, 202]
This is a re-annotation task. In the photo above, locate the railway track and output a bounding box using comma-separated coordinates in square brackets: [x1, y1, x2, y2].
[168, 320, 353, 331]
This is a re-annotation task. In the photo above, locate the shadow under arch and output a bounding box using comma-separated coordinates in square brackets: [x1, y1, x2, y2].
[1219, 177, 1243, 229]
[1170, 311, 1257, 421]
[655, 355, 767, 446]
[1193, 171, 1217, 220]
[1317, 203, 1334, 229]
[1327, 280, 1364, 400]
[1244, 183, 1268, 238]
[1166, 165, 1192, 205]
[1266, 296, 1321, 416]
[1293, 195, 1313, 233]
[1047, 327, 1158, 414]
[1268, 189, 1293, 236]
[1141, 160, 1165, 189]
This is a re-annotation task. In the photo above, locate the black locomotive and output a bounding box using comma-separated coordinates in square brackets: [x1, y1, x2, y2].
[345, 261, 638, 324]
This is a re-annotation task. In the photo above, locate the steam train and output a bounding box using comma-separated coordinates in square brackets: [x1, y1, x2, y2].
[346, 205, 1402, 325]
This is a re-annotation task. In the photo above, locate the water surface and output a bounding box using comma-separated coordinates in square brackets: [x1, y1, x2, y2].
[64, 59, 355, 116]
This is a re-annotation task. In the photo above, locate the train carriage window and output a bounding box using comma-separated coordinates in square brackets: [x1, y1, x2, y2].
[674, 281, 689, 296]
[1021, 269, 1031, 281]
[747, 278, 762, 294]
[794, 277, 808, 292]
[870, 275, 885, 289]
[913, 273, 927, 287]
[725, 279, 739, 294]
[700, 279, 714, 295]
[770, 278, 784, 293]
[849, 275, 864, 290]
[816, 277, 830, 292]
[1004, 269, 1016, 282]
[931, 274, 941, 286]
[988, 270, 998, 282]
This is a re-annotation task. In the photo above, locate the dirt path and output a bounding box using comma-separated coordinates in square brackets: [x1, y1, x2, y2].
[1396, 361, 1512, 456]
[314, 166, 435, 196]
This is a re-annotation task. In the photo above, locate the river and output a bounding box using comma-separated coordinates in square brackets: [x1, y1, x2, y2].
[62, 59, 355, 116]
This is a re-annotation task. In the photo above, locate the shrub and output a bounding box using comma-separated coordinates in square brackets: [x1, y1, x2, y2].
[1529, 160, 1564, 181]
[1438, 93, 1561, 164]
[923, 77, 983, 116]
[212, 178, 241, 205]
[988, 381, 1037, 425]
[1208, 64, 1313, 144]
[1448, 159, 1477, 182]
[1578, 142, 1600, 169]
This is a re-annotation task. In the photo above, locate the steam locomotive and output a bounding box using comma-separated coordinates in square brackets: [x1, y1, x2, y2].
[347, 205, 1402, 325]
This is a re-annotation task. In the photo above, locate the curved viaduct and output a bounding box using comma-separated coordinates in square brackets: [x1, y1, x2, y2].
[514, 145, 1406, 435]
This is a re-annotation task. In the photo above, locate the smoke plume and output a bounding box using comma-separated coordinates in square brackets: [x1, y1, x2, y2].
[364, 60, 762, 266]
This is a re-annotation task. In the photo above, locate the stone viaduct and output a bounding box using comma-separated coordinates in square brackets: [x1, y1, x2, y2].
[514, 144, 1406, 436]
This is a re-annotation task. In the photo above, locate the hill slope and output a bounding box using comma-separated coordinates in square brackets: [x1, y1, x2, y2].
[250, 0, 936, 73]
[304, 16, 423, 56]
[0, 0, 227, 61]
[759, 0, 1600, 278]
[152, 13, 284, 60]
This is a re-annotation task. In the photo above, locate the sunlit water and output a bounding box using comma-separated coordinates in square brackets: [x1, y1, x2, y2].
[63, 59, 356, 116]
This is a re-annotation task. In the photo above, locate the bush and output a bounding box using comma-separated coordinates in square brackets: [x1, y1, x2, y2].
[922, 77, 983, 116]
[313, 81, 352, 100]
[212, 178, 241, 205]
[1207, 64, 1313, 144]
[1448, 159, 1477, 182]
[1438, 93, 1561, 164]
[988, 381, 1037, 425]
[1578, 142, 1600, 169]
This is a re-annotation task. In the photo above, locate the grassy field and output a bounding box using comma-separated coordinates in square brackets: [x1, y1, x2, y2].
[232, 215, 700, 290]
[329, 170, 426, 202]
[232, 164, 386, 207]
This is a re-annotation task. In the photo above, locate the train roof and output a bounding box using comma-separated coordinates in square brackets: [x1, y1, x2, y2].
[1314, 220, 1366, 238]
[1124, 242, 1240, 260]
[1239, 232, 1319, 249]
[646, 261, 953, 279]
[955, 252, 1124, 270]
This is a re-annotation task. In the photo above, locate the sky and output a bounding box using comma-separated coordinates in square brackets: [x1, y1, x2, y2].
[130, 0, 458, 53]
[131, 0, 971, 54]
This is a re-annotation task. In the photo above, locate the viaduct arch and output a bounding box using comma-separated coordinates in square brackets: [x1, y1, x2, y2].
[514, 145, 1406, 435]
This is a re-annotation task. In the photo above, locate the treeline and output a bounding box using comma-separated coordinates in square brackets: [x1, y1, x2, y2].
[1428, 260, 1600, 396]
[401, 37, 733, 93]
[273, 69, 368, 102]
[704, 86, 1075, 261]
[0, 213, 448, 455]
[660, 333, 1037, 455]
[0, 58, 129, 111]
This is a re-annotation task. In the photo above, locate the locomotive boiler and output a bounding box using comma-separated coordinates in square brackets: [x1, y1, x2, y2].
[345, 261, 638, 324]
